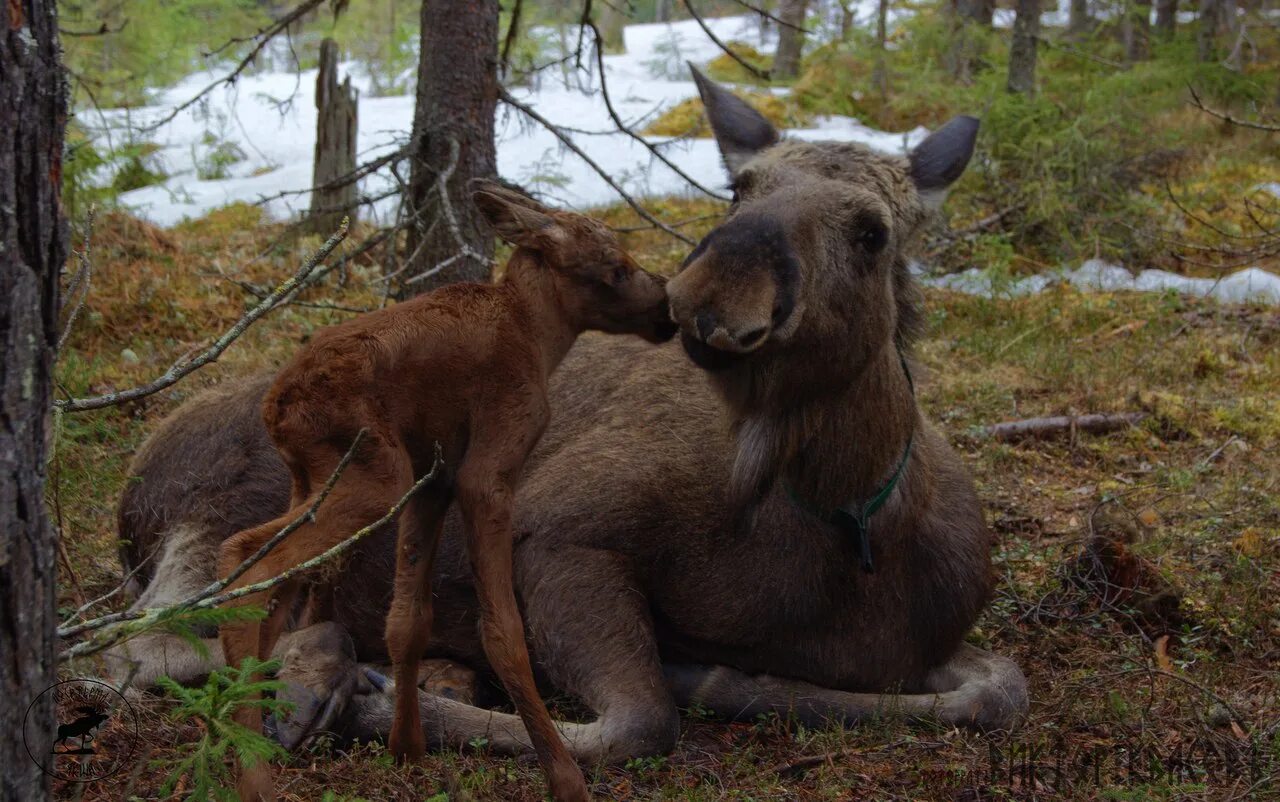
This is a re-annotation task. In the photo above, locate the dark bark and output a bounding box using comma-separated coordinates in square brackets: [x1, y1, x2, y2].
[1, 1, 68, 800]
[772, 0, 809, 79]
[1155, 0, 1177, 36]
[1068, 0, 1092, 37]
[1007, 0, 1040, 95]
[309, 38, 360, 235]
[953, 0, 994, 26]
[400, 0, 498, 296]
[655, 0, 672, 23]
[1124, 0, 1152, 61]
[872, 0, 889, 97]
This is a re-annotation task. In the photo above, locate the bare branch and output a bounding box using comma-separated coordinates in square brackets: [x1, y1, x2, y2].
[59, 443, 444, 663]
[1188, 84, 1280, 133]
[139, 0, 329, 133]
[683, 0, 772, 81]
[54, 218, 350, 413]
[728, 0, 810, 32]
[60, 18, 128, 37]
[499, 87, 695, 245]
[58, 207, 95, 352]
[590, 23, 731, 201]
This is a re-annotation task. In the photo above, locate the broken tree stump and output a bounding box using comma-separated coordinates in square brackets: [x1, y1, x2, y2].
[309, 38, 359, 235]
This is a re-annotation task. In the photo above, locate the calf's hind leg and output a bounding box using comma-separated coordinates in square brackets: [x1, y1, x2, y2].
[456, 456, 589, 802]
[385, 487, 452, 763]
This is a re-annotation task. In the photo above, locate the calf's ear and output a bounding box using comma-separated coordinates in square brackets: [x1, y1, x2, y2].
[908, 115, 980, 209]
[473, 185, 565, 251]
[690, 64, 780, 178]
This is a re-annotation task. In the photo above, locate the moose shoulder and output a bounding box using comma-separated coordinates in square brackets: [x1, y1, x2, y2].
[107, 71, 1028, 764]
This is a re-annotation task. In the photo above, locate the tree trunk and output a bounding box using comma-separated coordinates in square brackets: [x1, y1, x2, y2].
[1, 1, 68, 800]
[840, 2, 855, 40]
[1124, 0, 1152, 61]
[1007, 0, 1041, 95]
[1068, 0, 1092, 36]
[1197, 0, 1219, 60]
[1155, 0, 1177, 36]
[655, 0, 671, 23]
[872, 0, 889, 97]
[597, 1, 626, 52]
[309, 39, 360, 235]
[773, 0, 809, 79]
[954, 0, 995, 25]
[400, 0, 498, 296]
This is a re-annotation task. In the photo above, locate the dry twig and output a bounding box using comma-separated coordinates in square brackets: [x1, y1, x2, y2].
[54, 218, 350, 413]
[985, 413, 1146, 441]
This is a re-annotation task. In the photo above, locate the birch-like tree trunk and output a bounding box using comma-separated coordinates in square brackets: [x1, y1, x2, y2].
[1, 1, 68, 799]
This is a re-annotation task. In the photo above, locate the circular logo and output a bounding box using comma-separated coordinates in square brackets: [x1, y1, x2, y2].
[22, 679, 139, 783]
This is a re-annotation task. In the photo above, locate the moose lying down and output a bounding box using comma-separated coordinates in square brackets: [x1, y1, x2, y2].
[106, 70, 1029, 780]
[216, 182, 674, 801]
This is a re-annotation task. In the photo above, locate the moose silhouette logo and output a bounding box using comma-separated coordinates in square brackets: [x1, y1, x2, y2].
[23, 679, 139, 783]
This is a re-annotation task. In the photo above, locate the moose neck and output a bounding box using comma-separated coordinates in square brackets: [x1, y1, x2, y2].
[725, 339, 918, 513]
[502, 249, 580, 378]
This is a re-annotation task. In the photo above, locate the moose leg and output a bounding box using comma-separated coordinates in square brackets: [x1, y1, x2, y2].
[385, 487, 451, 763]
[456, 463, 589, 802]
[517, 543, 681, 763]
[663, 643, 1029, 732]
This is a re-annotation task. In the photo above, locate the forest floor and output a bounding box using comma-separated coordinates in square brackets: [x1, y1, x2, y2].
[53, 200, 1278, 800]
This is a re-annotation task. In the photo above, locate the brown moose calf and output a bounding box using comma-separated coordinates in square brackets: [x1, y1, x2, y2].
[216, 183, 676, 802]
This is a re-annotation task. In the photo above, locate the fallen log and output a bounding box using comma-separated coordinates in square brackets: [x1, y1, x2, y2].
[985, 412, 1146, 441]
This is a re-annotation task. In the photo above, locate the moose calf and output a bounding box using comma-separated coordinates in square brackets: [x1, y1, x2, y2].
[216, 182, 675, 802]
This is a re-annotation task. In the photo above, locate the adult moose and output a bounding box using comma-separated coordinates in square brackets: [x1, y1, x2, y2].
[106, 70, 1028, 770]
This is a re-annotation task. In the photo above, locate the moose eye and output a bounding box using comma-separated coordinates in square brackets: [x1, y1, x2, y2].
[610, 265, 629, 285]
[856, 220, 888, 253]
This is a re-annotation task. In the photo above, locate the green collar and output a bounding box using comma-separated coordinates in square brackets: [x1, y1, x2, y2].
[784, 354, 915, 574]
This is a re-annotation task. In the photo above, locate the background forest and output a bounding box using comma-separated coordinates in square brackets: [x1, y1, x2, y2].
[22, 0, 1280, 798]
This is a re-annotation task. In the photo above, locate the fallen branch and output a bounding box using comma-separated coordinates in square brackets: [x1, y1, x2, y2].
[60, 442, 444, 663]
[771, 738, 919, 776]
[985, 413, 1146, 441]
[499, 87, 695, 245]
[54, 218, 350, 413]
[1188, 85, 1280, 133]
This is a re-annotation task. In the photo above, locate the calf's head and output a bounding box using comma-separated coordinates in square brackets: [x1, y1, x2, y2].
[667, 69, 979, 386]
[473, 182, 676, 343]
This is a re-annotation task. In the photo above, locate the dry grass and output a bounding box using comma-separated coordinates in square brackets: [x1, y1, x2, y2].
[52, 199, 1279, 800]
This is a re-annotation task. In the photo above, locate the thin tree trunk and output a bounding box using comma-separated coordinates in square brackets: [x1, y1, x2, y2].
[401, 0, 498, 296]
[773, 0, 809, 79]
[309, 39, 360, 235]
[655, 0, 671, 23]
[872, 0, 889, 97]
[597, 1, 626, 52]
[1125, 0, 1152, 61]
[1068, 0, 1092, 36]
[1, 1, 68, 800]
[840, 3, 854, 40]
[1155, 0, 1177, 36]
[1007, 0, 1041, 95]
[1198, 0, 1219, 60]
[954, 0, 994, 25]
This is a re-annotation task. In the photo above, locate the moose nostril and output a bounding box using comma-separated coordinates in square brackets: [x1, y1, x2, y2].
[695, 311, 717, 342]
[737, 325, 768, 348]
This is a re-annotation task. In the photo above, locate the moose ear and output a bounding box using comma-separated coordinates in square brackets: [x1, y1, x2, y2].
[690, 64, 780, 177]
[473, 183, 564, 250]
[908, 116, 979, 209]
